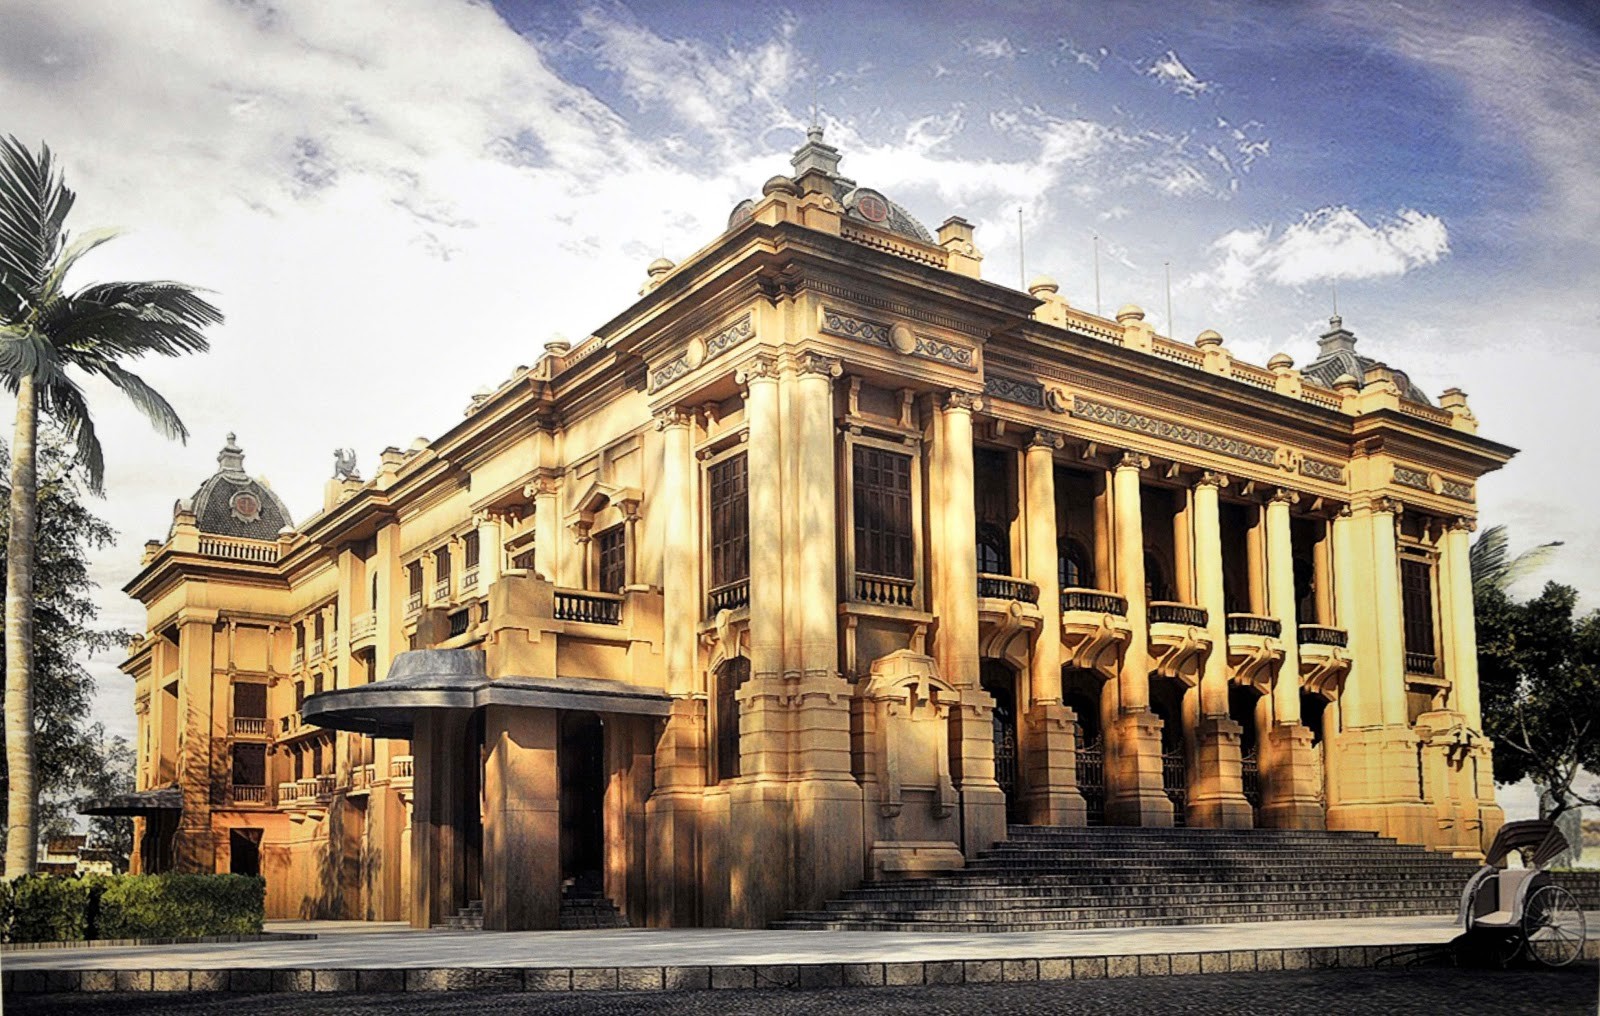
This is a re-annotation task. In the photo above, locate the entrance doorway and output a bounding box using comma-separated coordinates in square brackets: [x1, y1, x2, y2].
[558, 712, 606, 891]
[1063, 670, 1106, 826]
[229, 828, 261, 877]
[1150, 679, 1188, 826]
[1230, 685, 1264, 821]
[980, 660, 1022, 823]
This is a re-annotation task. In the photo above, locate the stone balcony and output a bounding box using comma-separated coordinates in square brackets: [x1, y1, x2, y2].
[229, 783, 271, 807]
[1059, 587, 1132, 681]
[1298, 624, 1352, 697]
[232, 716, 270, 738]
[1148, 601, 1212, 685]
[1225, 613, 1286, 693]
[350, 610, 377, 649]
[469, 574, 664, 688]
[977, 573, 1042, 667]
[390, 755, 414, 790]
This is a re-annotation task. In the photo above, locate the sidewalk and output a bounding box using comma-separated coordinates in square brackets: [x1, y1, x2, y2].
[6, 913, 1596, 995]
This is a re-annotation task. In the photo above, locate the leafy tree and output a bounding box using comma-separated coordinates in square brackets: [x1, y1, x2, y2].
[1476, 580, 1600, 818]
[0, 136, 220, 874]
[0, 434, 133, 867]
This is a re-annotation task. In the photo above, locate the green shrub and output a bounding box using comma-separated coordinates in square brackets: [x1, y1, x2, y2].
[1, 872, 264, 942]
[95, 873, 265, 939]
[1, 875, 91, 942]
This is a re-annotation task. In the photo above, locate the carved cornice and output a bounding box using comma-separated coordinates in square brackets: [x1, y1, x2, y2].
[1393, 465, 1432, 492]
[1299, 457, 1346, 484]
[984, 371, 1046, 409]
[1071, 396, 1278, 467]
[1441, 478, 1474, 501]
[648, 313, 755, 394]
[819, 306, 978, 372]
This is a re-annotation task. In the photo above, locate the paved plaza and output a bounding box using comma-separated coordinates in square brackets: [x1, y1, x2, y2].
[11, 965, 1600, 1016]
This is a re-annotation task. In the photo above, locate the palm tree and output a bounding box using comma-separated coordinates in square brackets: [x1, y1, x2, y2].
[1469, 523, 1561, 599]
[0, 136, 220, 876]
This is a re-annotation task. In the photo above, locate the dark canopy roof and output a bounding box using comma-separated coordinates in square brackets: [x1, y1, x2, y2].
[80, 786, 182, 816]
[302, 649, 673, 739]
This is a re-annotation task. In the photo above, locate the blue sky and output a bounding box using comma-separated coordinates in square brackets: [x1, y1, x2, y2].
[2, 1, 1596, 817]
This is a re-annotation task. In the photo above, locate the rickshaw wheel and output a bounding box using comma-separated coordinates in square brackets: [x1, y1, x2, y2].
[1523, 884, 1586, 967]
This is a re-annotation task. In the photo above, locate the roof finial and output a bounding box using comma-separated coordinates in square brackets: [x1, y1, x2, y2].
[218, 433, 246, 477]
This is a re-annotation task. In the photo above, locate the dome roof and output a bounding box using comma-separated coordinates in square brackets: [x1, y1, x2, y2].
[1302, 316, 1433, 406]
[731, 125, 935, 245]
[180, 434, 293, 540]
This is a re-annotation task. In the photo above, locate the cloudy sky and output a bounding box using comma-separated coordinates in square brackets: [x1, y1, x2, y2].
[3, 0, 1596, 818]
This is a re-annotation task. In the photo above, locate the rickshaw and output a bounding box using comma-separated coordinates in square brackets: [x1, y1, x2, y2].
[1458, 819, 1587, 967]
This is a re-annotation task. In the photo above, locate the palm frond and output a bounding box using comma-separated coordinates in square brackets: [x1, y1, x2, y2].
[45, 282, 219, 357]
[1471, 524, 1510, 596]
[0, 268, 30, 323]
[40, 227, 120, 304]
[0, 327, 66, 385]
[38, 374, 105, 493]
[0, 135, 74, 299]
[74, 356, 188, 443]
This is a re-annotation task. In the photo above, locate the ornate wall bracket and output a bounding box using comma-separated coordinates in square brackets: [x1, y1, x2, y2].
[1225, 634, 1285, 694]
[1298, 642, 1350, 700]
[1149, 623, 1213, 686]
[1060, 611, 1132, 682]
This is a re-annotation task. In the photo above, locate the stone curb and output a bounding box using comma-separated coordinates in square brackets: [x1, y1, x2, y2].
[15, 939, 1595, 995]
[2, 932, 318, 953]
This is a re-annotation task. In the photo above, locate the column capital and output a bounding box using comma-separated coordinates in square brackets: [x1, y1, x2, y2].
[1371, 495, 1405, 516]
[1334, 503, 1354, 520]
[1268, 487, 1301, 507]
[1447, 515, 1477, 533]
[1028, 428, 1065, 451]
[1114, 450, 1149, 472]
[735, 355, 779, 386]
[796, 352, 843, 379]
[1193, 470, 1230, 490]
[653, 405, 694, 431]
[523, 476, 562, 499]
[943, 389, 983, 413]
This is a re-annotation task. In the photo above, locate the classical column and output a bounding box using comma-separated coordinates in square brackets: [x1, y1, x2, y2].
[741, 358, 783, 684]
[1021, 430, 1085, 825]
[530, 475, 562, 586]
[934, 391, 1007, 854]
[1260, 488, 1322, 829]
[656, 408, 696, 696]
[1189, 472, 1251, 828]
[474, 512, 502, 591]
[1368, 499, 1408, 728]
[1442, 518, 1481, 729]
[793, 354, 843, 681]
[1105, 452, 1173, 826]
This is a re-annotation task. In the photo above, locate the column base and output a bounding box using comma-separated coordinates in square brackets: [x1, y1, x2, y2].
[1323, 725, 1432, 846]
[1104, 709, 1174, 827]
[1021, 704, 1087, 827]
[643, 788, 703, 928]
[959, 784, 1010, 854]
[789, 776, 866, 913]
[1187, 716, 1253, 829]
[1259, 724, 1325, 830]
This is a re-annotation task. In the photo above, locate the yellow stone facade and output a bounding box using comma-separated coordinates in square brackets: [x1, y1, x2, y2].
[122, 132, 1512, 929]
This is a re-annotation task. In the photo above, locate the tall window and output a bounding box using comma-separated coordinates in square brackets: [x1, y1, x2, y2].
[435, 546, 452, 585]
[976, 522, 1010, 575]
[233, 682, 267, 719]
[974, 448, 1014, 574]
[1401, 557, 1437, 674]
[715, 657, 751, 782]
[1058, 538, 1093, 589]
[853, 446, 914, 579]
[598, 525, 627, 593]
[232, 743, 266, 787]
[708, 454, 750, 590]
[463, 531, 480, 570]
[1145, 550, 1173, 601]
[407, 562, 423, 596]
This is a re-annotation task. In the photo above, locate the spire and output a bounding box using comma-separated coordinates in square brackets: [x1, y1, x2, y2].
[790, 123, 841, 179]
[1316, 314, 1357, 357]
[217, 433, 247, 478]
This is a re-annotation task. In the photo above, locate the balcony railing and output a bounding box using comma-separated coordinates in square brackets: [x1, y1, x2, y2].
[854, 572, 914, 608]
[291, 647, 305, 670]
[350, 764, 369, 791]
[977, 574, 1040, 604]
[327, 632, 339, 655]
[233, 716, 269, 737]
[1149, 601, 1208, 627]
[405, 592, 423, 616]
[196, 534, 280, 564]
[447, 608, 472, 639]
[315, 774, 337, 799]
[708, 578, 750, 614]
[390, 755, 414, 785]
[433, 579, 452, 603]
[277, 781, 299, 807]
[309, 638, 324, 661]
[295, 778, 317, 803]
[1405, 651, 1438, 676]
[1299, 625, 1349, 648]
[350, 610, 377, 642]
[230, 784, 269, 805]
[553, 589, 623, 625]
[361, 763, 375, 788]
[1060, 588, 1128, 616]
[461, 567, 479, 594]
[1226, 614, 1282, 638]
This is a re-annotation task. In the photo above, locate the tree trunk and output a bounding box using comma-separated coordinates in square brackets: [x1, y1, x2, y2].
[5, 371, 38, 876]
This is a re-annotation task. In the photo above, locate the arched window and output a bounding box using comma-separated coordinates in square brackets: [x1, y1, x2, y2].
[1058, 538, 1093, 589]
[1144, 550, 1173, 601]
[715, 657, 751, 782]
[976, 522, 1010, 575]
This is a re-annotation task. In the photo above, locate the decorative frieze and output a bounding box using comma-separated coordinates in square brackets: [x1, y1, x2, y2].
[983, 372, 1045, 409]
[820, 306, 978, 372]
[705, 313, 754, 360]
[1441, 478, 1474, 501]
[647, 314, 755, 393]
[1299, 457, 1346, 484]
[648, 355, 691, 393]
[1070, 396, 1278, 467]
[1393, 465, 1432, 492]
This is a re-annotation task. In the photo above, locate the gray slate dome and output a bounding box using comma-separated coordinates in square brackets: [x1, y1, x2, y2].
[181, 434, 293, 540]
[732, 125, 935, 245]
[1302, 316, 1433, 406]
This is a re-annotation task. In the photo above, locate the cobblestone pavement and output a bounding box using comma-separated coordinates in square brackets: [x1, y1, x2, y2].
[12, 964, 1599, 1016]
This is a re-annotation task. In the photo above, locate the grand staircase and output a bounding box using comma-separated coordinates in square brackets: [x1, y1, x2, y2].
[442, 874, 628, 931]
[775, 826, 1483, 932]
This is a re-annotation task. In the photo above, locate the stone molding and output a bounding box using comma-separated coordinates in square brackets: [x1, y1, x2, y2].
[1071, 396, 1277, 468]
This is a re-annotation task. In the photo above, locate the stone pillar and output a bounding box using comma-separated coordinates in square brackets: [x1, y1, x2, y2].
[645, 405, 704, 926]
[174, 611, 219, 872]
[933, 391, 1007, 853]
[787, 354, 863, 912]
[1105, 453, 1172, 826]
[1188, 472, 1251, 828]
[1442, 519, 1481, 730]
[1260, 489, 1322, 829]
[531, 476, 562, 586]
[1021, 430, 1085, 825]
[475, 512, 502, 590]
[481, 705, 560, 930]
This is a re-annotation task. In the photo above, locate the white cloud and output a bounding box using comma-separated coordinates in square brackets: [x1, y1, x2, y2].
[1059, 40, 1106, 71]
[1189, 207, 1449, 301]
[1146, 49, 1212, 98]
[965, 37, 1017, 60]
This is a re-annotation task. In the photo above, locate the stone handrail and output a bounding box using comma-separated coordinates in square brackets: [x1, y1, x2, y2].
[553, 589, 623, 625]
[977, 573, 1040, 605]
[196, 535, 280, 563]
[1149, 601, 1208, 627]
[708, 578, 750, 614]
[1299, 625, 1349, 648]
[1060, 588, 1128, 616]
[854, 572, 915, 607]
[1226, 614, 1282, 638]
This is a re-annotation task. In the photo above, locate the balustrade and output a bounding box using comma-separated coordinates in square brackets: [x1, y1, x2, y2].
[1405, 651, 1438, 676]
[1226, 614, 1282, 638]
[553, 589, 623, 625]
[230, 784, 269, 805]
[1298, 625, 1349, 648]
[1149, 601, 1208, 627]
[976, 573, 1040, 604]
[708, 578, 750, 614]
[460, 567, 479, 593]
[232, 716, 269, 737]
[1060, 588, 1128, 615]
[854, 572, 914, 607]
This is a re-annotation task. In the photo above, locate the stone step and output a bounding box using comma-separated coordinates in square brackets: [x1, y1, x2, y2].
[773, 902, 1457, 933]
[832, 882, 1466, 903]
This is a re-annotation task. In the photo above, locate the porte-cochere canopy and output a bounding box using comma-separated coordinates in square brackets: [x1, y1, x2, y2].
[302, 648, 672, 739]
